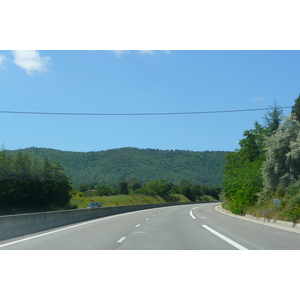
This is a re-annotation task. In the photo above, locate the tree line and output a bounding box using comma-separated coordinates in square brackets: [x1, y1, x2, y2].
[0, 150, 72, 213]
[223, 95, 300, 222]
[74, 178, 221, 201]
[0, 148, 221, 214]
[14, 147, 228, 187]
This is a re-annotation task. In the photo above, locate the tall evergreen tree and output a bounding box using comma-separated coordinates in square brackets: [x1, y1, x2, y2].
[263, 100, 283, 135]
[0, 150, 71, 211]
[118, 180, 129, 195]
[291, 94, 300, 123]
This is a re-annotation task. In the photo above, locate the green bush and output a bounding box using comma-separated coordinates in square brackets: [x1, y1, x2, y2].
[284, 206, 300, 223]
[145, 179, 173, 196]
[200, 195, 211, 202]
[132, 188, 157, 197]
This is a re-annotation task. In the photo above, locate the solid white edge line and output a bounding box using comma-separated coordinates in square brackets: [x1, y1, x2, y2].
[0, 204, 207, 249]
[202, 225, 248, 250]
[0, 207, 165, 249]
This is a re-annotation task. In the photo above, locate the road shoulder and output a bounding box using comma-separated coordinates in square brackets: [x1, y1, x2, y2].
[214, 204, 300, 234]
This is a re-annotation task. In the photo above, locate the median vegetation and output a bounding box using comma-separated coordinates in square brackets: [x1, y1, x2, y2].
[222, 95, 300, 223]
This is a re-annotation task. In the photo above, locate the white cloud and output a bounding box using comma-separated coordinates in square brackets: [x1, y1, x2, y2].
[0, 54, 7, 67]
[110, 50, 170, 57]
[140, 50, 171, 55]
[12, 50, 51, 75]
[139, 50, 154, 55]
[252, 97, 266, 101]
[110, 50, 130, 58]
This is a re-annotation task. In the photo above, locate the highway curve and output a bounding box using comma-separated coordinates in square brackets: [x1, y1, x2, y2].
[1, 203, 300, 250]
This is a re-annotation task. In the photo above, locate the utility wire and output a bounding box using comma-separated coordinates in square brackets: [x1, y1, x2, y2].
[0, 107, 293, 116]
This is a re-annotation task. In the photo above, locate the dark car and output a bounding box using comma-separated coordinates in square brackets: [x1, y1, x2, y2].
[87, 202, 102, 209]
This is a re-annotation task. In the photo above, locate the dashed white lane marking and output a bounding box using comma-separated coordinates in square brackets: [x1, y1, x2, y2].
[146, 218, 149, 220]
[202, 225, 248, 250]
[117, 237, 126, 243]
[135, 224, 140, 227]
[0, 208, 162, 249]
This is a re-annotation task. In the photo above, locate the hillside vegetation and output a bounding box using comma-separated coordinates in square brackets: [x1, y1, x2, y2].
[222, 96, 300, 223]
[10, 147, 228, 187]
[1, 147, 223, 215]
[70, 193, 193, 209]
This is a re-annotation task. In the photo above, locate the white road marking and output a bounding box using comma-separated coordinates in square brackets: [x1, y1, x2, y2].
[0, 207, 163, 249]
[135, 224, 140, 227]
[202, 225, 248, 250]
[190, 210, 196, 219]
[117, 237, 126, 243]
[0, 218, 111, 249]
[153, 214, 156, 216]
[146, 218, 149, 220]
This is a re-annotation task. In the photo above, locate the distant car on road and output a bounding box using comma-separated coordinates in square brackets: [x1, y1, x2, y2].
[87, 202, 102, 209]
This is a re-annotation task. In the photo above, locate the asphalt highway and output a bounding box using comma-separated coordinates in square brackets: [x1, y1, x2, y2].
[1, 203, 300, 250]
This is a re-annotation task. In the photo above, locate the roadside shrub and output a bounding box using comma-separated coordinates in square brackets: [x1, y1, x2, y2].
[75, 192, 84, 198]
[169, 186, 180, 194]
[223, 200, 246, 215]
[200, 195, 211, 202]
[132, 188, 157, 197]
[96, 184, 113, 196]
[282, 180, 300, 200]
[145, 179, 173, 196]
[282, 193, 300, 223]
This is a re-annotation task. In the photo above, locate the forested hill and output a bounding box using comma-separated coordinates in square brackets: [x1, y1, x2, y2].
[10, 147, 229, 187]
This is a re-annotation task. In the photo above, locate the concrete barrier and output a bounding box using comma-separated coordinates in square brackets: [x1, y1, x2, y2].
[0, 201, 217, 241]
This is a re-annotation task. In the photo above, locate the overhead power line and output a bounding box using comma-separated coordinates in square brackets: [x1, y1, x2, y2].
[0, 107, 292, 116]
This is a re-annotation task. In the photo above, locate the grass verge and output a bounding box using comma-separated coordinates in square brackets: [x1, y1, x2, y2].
[222, 198, 300, 224]
[70, 193, 192, 209]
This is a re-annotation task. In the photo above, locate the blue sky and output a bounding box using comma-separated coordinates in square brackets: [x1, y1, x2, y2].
[2, 0, 299, 281]
[0, 50, 298, 152]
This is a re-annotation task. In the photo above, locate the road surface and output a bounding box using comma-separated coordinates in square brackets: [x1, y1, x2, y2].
[1, 203, 300, 249]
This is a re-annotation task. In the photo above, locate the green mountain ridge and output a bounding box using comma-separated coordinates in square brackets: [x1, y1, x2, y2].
[9, 147, 229, 187]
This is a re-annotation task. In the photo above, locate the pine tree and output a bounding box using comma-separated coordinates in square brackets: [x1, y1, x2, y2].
[291, 94, 300, 122]
[263, 100, 283, 135]
[118, 180, 129, 195]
